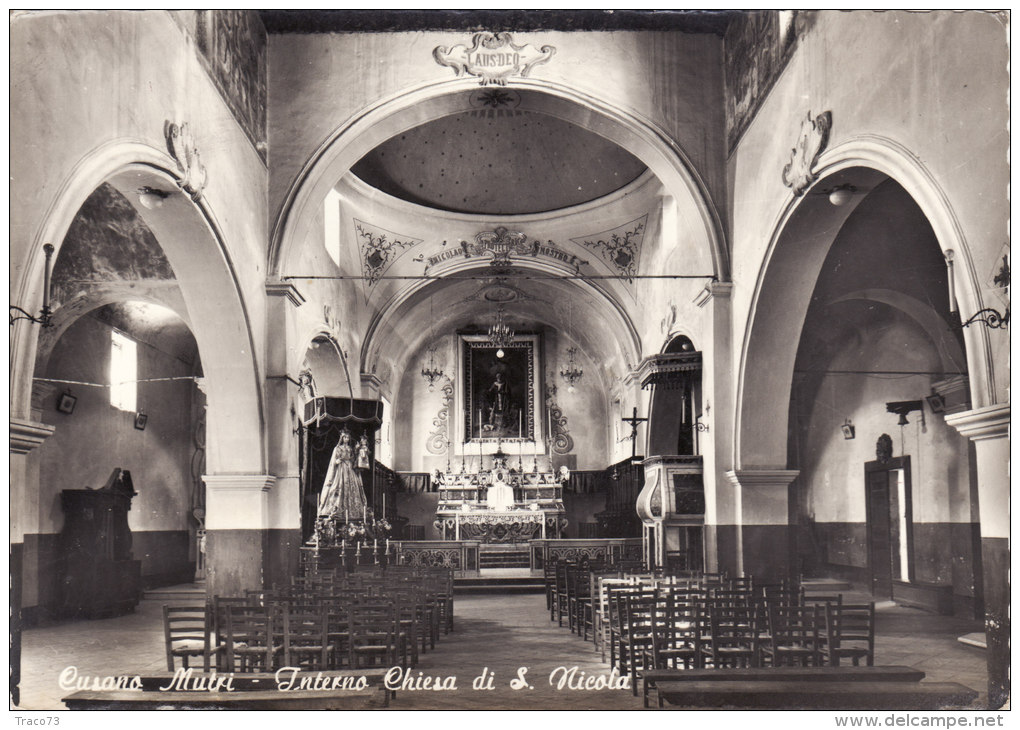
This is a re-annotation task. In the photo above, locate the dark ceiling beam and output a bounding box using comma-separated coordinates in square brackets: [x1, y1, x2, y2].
[258, 9, 738, 36]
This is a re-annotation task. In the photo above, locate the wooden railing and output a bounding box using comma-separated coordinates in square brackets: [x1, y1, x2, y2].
[530, 538, 644, 569]
[392, 540, 480, 576]
[390, 537, 644, 576]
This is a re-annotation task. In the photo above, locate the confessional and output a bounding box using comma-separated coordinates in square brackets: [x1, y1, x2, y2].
[60, 468, 141, 618]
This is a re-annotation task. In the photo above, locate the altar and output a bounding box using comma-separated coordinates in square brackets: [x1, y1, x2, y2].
[432, 450, 567, 542]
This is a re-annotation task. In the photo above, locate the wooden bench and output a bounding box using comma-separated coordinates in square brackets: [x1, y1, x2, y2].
[656, 679, 978, 710]
[641, 666, 926, 708]
[63, 687, 384, 710]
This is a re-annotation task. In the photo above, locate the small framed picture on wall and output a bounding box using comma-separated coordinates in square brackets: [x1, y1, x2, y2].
[134, 412, 148, 431]
[57, 392, 77, 415]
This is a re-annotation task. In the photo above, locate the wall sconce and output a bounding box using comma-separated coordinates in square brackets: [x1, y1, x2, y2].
[949, 251, 1010, 330]
[137, 186, 173, 210]
[841, 418, 855, 440]
[420, 344, 445, 392]
[559, 347, 583, 393]
[10, 244, 55, 328]
[825, 183, 857, 206]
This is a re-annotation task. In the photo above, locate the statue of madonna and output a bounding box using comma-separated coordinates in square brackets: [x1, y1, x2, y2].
[317, 427, 368, 520]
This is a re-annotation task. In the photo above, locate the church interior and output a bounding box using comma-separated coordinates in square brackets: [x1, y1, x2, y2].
[9, 10, 1010, 711]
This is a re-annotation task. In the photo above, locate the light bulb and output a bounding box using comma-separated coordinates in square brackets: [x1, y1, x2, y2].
[496, 349, 505, 358]
[567, 385, 575, 394]
[829, 186, 853, 206]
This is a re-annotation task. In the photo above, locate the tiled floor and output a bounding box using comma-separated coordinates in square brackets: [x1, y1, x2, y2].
[14, 590, 993, 711]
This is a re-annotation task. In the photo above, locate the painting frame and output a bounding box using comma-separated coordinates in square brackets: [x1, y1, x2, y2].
[56, 392, 77, 415]
[134, 412, 148, 431]
[457, 333, 544, 450]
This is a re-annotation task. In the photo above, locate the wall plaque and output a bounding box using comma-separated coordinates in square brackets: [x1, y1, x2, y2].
[434, 32, 555, 86]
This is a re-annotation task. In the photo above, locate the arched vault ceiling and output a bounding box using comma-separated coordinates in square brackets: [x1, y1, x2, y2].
[351, 108, 647, 216]
[365, 275, 637, 383]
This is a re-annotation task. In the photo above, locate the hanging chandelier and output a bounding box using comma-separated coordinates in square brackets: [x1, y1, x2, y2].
[420, 344, 444, 391]
[487, 305, 514, 357]
[560, 347, 583, 392]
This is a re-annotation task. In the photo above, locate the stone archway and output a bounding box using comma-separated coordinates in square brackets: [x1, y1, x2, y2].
[269, 79, 727, 283]
[735, 139, 993, 473]
[10, 142, 268, 599]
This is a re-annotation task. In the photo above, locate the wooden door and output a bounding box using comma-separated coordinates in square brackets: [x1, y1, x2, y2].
[865, 457, 913, 600]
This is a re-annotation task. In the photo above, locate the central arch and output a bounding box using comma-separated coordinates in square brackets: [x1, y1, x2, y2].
[270, 78, 728, 283]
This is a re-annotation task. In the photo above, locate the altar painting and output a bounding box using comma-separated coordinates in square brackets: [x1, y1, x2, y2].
[462, 335, 538, 442]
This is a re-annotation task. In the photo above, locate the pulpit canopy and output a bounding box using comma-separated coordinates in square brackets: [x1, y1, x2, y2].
[636, 352, 702, 390]
[303, 397, 384, 428]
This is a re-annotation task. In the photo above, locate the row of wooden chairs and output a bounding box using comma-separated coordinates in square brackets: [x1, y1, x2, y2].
[607, 585, 874, 695]
[164, 566, 455, 673]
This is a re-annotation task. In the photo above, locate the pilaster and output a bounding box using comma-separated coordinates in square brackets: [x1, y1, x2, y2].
[203, 474, 276, 597]
[724, 469, 799, 581]
[944, 403, 1010, 708]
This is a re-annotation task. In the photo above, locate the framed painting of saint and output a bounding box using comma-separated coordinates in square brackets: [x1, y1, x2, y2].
[459, 333, 542, 444]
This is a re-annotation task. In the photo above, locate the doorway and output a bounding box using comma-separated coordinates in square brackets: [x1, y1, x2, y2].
[864, 456, 914, 599]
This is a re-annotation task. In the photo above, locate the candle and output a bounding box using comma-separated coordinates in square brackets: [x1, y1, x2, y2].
[373, 539, 377, 551]
[946, 252, 958, 313]
[363, 504, 367, 522]
[382, 492, 386, 516]
[386, 538, 390, 554]
[519, 411, 522, 437]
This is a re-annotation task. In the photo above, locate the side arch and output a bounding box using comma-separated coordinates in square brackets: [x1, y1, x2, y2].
[734, 136, 992, 470]
[10, 140, 266, 474]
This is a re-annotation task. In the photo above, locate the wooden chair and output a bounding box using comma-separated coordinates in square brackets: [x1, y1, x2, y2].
[163, 605, 220, 672]
[824, 603, 876, 666]
[703, 604, 762, 669]
[567, 566, 592, 635]
[210, 596, 249, 669]
[553, 561, 573, 626]
[225, 604, 284, 673]
[645, 590, 702, 671]
[618, 592, 657, 696]
[543, 561, 558, 612]
[348, 600, 399, 669]
[283, 603, 333, 670]
[763, 603, 823, 667]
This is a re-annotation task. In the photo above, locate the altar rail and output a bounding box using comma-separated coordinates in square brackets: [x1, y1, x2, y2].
[530, 538, 644, 569]
[392, 540, 481, 576]
[390, 538, 644, 576]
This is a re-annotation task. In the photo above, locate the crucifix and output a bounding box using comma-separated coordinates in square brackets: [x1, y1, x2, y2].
[621, 406, 648, 459]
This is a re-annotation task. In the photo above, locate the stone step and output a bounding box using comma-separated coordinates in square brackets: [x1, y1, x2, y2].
[142, 582, 206, 604]
[455, 576, 544, 594]
[957, 632, 987, 649]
